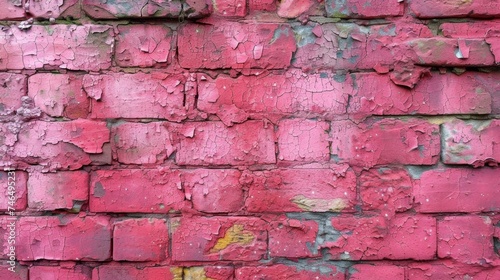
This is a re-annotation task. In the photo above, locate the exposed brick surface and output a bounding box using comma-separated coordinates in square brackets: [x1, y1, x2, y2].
[326, 0, 403, 18]
[268, 218, 319, 258]
[0, 171, 27, 211]
[410, 0, 500, 18]
[29, 266, 92, 280]
[27, 0, 81, 19]
[0, 73, 26, 110]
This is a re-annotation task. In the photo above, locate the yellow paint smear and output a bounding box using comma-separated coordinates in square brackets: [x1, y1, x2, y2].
[170, 267, 183, 280]
[210, 224, 255, 253]
[292, 195, 346, 211]
[184, 267, 215, 280]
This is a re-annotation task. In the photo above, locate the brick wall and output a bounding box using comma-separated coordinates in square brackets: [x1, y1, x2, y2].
[1, 0, 500, 279]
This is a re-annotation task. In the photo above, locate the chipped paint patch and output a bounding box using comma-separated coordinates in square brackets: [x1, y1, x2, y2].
[210, 224, 255, 253]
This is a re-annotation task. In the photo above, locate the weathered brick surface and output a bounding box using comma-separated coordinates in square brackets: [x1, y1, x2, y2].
[277, 119, 330, 162]
[92, 265, 181, 280]
[29, 265, 92, 280]
[408, 262, 500, 279]
[410, 0, 500, 18]
[0, 0, 25, 20]
[27, 0, 81, 19]
[184, 266, 234, 280]
[348, 264, 405, 280]
[214, 0, 247, 17]
[82, 0, 184, 19]
[0, 73, 26, 110]
[0, 171, 27, 211]
[326, 0, 403, 18]
[0, 265, 28, 280]
[441, 21, 500, 38]
[235, 264, 345, 280]
[268, 218, 319, 258]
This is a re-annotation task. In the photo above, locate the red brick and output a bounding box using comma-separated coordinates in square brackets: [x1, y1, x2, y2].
[442, 119, 500, 167]
[181, 169, 245, 213]
[29, 265, 92, 280]
[92, 265, 181, 280]
[249, 0, 276, 11]
[360, 167, 413, 213]
[197, 70, 349, 124]
[277, 0, 315, 18]
[331, 119, 440, 169]
[28, 74, 89, 119]
[90, 169, 184, 213]
[0, 171, 27, 211]
[1, 216, 18, 259]
[0, 73, 26, 110]
[441, 21, 500, 38]
[410, 0, 500, 18]
[115, 25, 173, 67]
[0, 25, 113, 71]
[27, 171, 88, 212]
[326, 0, 403, 18]
[84, 73, 188, 121]
[82, 0, 183, 19]
[0, 0, 25, 20]
[0, 265, 28, 279]
[326, 215, 436, 260]
[27, 0, 80, 19]
[268, 218, 319, 258]
[348, 72, 492, 118]
[17, 215, 111, 261]
[438, 216, 497, 265]
[235, 264, 345, 280]
[174, 121, 276, 166]
[171, 216, 267, 261]
[183, 266, 234, 280]
[246, 168, 356, 212]
[348, 264, 405, 280]
[214, 0, 247, 17]
[113, 218, 168, 261]
[111, 122, 175, 165]
[277, 119, 330, 162]
[178, 23, 296, 69]
[408, 262, 500, 280]
[416, 167, 500, 213]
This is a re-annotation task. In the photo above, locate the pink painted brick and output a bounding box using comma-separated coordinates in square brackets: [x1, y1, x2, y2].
[214, 0, 247, 17]
[174, 121, 276, 166]
[115, 25, 173, 67]
[90, 169, 184, 213]
[235, 264, 345, 280]
[184, 266, 234, 280]
[0, 73, 26, 110]
[331, 119, 440, 168]
[17, 215, 111, 261]
[349, 264, 405, 280]
[0, 25, 113, 71]
[111, 122, 175, 165]
[410, 0, 500, 18]
[29, 266, 92, 280]
[197, 70, 349, 124]
[171, 216, 267, 261]
[326, 0, 403, 18]
[28, 74, 89, 119]
[438, 216, 497, 265]
[249, 0, 276, 11]
[0, 171, 27, 211]
[277, 0, 316, 18]
[0, 0, 24, 20]
[181, 169, 245, 213]
[268, 218, 319, 258]
[442, 119, 500, 166]
[27, 0, 81, 19]
[277, 119, 330, 162]
[84, 72, 187, 121]
[113, 218, 168, 261]
[178, 22, 296, 69]
[92, 265, 181, 280]
[327, 215, 436, 260]
[408, 262, 500, 280]
[246, 168, 356, 212]
[0, 264, 28, 279]
[416, 167, 500, 213]
[441, 21, 500, 38]
[360, 167, 413, 213]
[82, 0, 183, 18]
[27, 171, 88, 212]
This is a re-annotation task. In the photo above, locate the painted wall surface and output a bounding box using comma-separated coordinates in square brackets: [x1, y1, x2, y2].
[1, 0, 500, 279]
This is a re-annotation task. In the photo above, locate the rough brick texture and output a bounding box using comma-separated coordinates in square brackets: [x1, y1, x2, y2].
[2, 0, 500, 278]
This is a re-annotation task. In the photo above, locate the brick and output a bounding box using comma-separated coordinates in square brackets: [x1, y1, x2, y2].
[27, 171, 88, 212]
[183, 266, 234, 280]
[92, 265, 181, 280]
[171, 216, 267, 261]
[235, 264, 345, 280]
[331, 119, 440, 168]
[246, 168, 356, 212]
[178, 23, 296, 69]
[277, 0, 315, 18]
[174, 121, 276, 166]
[82, 0, 182, 19]
[0, 264, 28, 280]
[359, 167, 413, 213]
[113, 218, 168, 261]
[29, 266, 92, 280]
[84, 72, 188, 121]
[249, 0, 276, 11]
[416, 167, 500, 213]
[111, 122, 175, 165]
[28, 74, 89, 119]
[0, 25, 113, 71]
[268, 218, 319, 258]
[0, 171, 27, 211]
[442, 119, 500, 167]
[0, 73, 26, 110]
[0, 0, 25, 20]
[348, 72, 492, 118]
[181, 169, 245, 213]
[326, 215, 436, 260]
[197, 70, 349, 124]
[17, 215, 111, 261]
[349, 264, 405, 280]
[214, 0, 247, 17]
[277, 119, 330, 162]
[438, 216, 497, 265]
[408, 263, 500, 280]
[1, 216, 18, 259]
[326, 0, 403, 18]
[441, 21, 500, 38]
[115, 25, 173, 67]
[410, 0, 500, 18]
[27, 0, 81, 19]
[90, 169, 184, 213]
